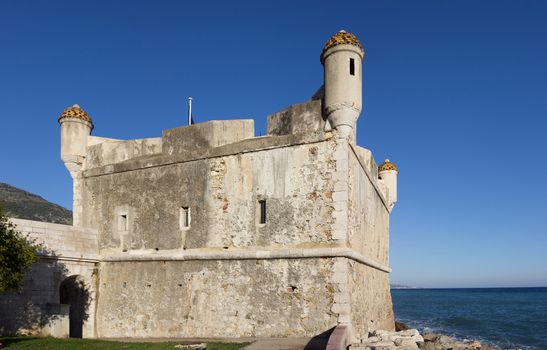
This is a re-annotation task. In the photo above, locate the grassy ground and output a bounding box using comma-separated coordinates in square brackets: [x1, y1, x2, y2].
[0, 337, 250, 350]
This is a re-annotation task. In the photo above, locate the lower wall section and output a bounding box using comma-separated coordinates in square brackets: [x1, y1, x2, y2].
[0, 258, 97, 338]
[349, 261, 394, 340]
[95, 258, 338, 338]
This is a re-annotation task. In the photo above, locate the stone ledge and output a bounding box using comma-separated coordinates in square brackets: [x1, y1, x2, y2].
[348, 144, 390, 211]
[100, 245, 391, 273]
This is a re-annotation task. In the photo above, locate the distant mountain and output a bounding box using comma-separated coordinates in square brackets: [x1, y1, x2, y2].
[0, 182, 72, 225]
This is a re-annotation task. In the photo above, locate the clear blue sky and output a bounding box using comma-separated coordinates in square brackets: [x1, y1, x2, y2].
[1, 1, 545, 288]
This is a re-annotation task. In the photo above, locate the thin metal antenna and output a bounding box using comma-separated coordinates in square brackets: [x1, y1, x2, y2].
[187, 97, 193, 126]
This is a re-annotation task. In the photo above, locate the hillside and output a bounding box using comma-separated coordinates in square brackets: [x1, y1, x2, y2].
[0, 182, 72, 225]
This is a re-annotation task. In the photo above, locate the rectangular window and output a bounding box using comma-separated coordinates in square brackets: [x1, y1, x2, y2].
[180, 207, 191, 229]
[259, 200, 267, 225]
[349, 58, 355, 76]
[118, 214, 128, 232]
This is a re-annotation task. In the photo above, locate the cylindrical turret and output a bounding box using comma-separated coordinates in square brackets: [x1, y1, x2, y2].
[378, 159, 398, 209]
[321, 30, 364, 138]
[58, 104, 93, 176]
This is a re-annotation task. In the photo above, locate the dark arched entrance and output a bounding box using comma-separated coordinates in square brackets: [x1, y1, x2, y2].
[59, 275, 88, 338]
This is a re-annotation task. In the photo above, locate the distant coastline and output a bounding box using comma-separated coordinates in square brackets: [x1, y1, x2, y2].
[390, 284, 417, 289]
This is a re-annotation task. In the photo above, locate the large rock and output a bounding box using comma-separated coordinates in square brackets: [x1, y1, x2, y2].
[422, 333, 439, 342]
[395, 321, 411, 331]
[363, 329, 487, 350]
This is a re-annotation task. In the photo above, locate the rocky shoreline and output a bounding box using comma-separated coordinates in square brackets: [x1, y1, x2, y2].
[350, 322, 498, 350]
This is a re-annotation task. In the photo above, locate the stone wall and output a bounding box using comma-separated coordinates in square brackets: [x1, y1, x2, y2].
[76, 124, 395, 340]
[10, 218, 98, 259]
[81, 141, 336, 253]
[95, 258, 338, 338]
[0, 219, 98, 337]
[347, 147, 394, 339]
[86, 137, 162, 169]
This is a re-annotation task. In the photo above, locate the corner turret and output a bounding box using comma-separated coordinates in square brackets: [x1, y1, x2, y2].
[321, 30, 364, 139]
[378, 159, 398, 209]
[58, 104, 93, 177]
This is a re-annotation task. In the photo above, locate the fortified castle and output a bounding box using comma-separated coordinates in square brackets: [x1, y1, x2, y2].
[0, 31, 399, 344]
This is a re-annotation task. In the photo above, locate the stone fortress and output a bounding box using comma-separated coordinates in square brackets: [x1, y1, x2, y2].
[0, 30, 399, 345]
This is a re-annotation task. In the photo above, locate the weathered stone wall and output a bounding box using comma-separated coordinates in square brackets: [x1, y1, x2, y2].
[10, 218, 98, 259]
[47, 105, 397, 341]
[81, 141, 336, 253]
[95, 258, 337, 338]
[86, 137, 162, 169]
[348, 263, 394, 340]
[347, 147, 390, 264]
[347, 147, 394, 338]
[0, 219, 98, 337]
[162, 120, 254, 155]
[267, 100, 325, 136]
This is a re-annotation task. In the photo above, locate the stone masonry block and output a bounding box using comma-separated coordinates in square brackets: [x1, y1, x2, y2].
[332, 229, 347, 240]
[333, 259, 347, 270]
[332, 272, 347, 284]
[331, 303, 350, 315]
[333, 292, 350, 304]
[332, 191, 348, 202]
[336, 159, 349, 173]
[338, 314, 351, 323]
[333, 180, 348, 191]
[333, 147, 349, 160]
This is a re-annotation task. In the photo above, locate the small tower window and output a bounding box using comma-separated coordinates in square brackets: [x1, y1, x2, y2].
[349, 58, 355, 76]
[118, 214, 128, 232]
[259, 200, 267, 225]
[180, 207, 191, 229]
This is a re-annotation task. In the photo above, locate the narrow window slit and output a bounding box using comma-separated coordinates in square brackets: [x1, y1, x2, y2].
[118, 214, 128, 232]
[180, 207, 191, 229]
[349, 58, 355, 76]
[259, 200, 267, 224]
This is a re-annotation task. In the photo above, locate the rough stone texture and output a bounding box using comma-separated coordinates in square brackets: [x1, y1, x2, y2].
[9, 218, 98, 259]
[347, 148, 394, 339]
[162, 120, 254, 155]
[86, 137, 162, 169]
[351, 330, 488, 350]
[82, 141, 336, 253]
[267, 100, 325, 136]
[0, 219, 98, 337]
[95, 259, 337, 338]
[0, 220, 97, 337]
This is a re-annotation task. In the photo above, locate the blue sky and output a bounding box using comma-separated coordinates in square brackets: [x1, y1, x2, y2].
[1, 0, 545, 288]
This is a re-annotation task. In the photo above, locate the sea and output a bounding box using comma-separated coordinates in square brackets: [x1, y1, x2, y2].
[391, 287, 547, 350]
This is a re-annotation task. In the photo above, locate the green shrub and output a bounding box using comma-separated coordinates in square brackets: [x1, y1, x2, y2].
[0, 204, 40, 293]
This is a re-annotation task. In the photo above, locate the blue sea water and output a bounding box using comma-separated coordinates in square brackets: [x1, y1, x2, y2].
[391, 288, 547, 350]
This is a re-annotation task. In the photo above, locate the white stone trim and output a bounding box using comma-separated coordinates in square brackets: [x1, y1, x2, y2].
[348, 143, 390, 211]
[100, 246, 391, 273]
[38, 254, 100, 264]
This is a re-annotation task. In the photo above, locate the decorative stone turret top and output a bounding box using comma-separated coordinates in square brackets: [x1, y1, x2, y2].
[378, 159, 398, 172]
[321, 30, 363, 61]
[58, 104, 94, 130]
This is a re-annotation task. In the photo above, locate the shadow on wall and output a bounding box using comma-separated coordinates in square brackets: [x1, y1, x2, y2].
[0, 251, 92, 338]
[59, 275, 91, 338]
[304, 327, 334, 350]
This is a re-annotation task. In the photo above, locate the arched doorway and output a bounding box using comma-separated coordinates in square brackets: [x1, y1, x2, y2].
[59, 275, 88, 338]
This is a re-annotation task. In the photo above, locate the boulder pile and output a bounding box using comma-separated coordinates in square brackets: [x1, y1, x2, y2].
[350, 329, 497, 350]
